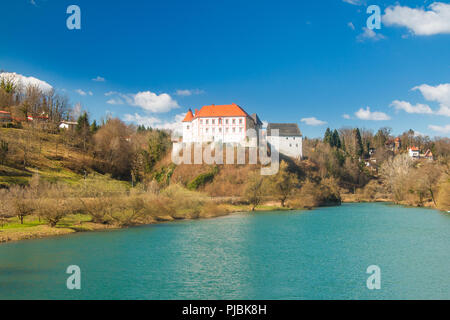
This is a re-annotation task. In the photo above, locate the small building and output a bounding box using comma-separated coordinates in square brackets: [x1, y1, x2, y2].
[0, 110, 12, 123]
[59, 121, 78, 130]
[408, 146, 420, 159]
[385, 137, 401, 153]
[266, 123, 303, 159]
[422, 149, 434, 161]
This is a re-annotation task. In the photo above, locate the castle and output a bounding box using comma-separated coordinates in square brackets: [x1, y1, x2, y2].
[181, 103, 302, 159]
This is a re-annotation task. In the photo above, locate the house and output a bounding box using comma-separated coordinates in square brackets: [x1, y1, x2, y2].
[0, 110, 12, 123]
[59, 121, 78, 130]
[422, 149, 434, 160]
[266, 123, 303, 159]
[408, 146, 420, 159]
[385, 137, 401, 153]
[182, 103, 262, 144]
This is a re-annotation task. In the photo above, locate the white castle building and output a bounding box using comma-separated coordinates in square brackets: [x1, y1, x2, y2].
[266, 123, 303, 159]
[182, 103, 263, 144]
[181, 103, 302, 159]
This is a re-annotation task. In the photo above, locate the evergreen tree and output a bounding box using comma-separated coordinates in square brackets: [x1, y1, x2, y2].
[324, 128, 332, 145]
[90, 120, 99, 133]
[76, 112, 90, 133]
[332, 129, 341, 148]
[354, 128, 363, 157]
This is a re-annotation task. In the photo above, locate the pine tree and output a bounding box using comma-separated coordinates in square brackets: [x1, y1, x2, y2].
[332, 129, 341, 148]
[324, 128, 332, 145]
[354, 128, 363, 157]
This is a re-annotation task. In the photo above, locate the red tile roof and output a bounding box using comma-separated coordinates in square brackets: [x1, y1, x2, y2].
[182, 109, 194, 122]
[409, 146, 419, 151]
[195, 103, 249, 118]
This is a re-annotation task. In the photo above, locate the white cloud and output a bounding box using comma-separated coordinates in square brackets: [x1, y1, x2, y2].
[105, 91, 179, 113]
[175, 89, 204, 96]
[390, 100, 433, 114]
[342, 114, 351, 119]
[124, 113, 185, 134]
[0, 72, 53, 93]
[343, 0, 363, 5]
[92, 76, 105, 82]
[347, 22, 355, 30]
[428, 124, 450, 135]
[106, 98, 124, 105]
[76, 89, 93, 96]
[413, 83, 450, 116]
[133, 91, 179, 113]
[383, 2, 450, 36]
[355, 107, 391, 121]
[357, 27, 385, 41]
[300, 117, 327, 126]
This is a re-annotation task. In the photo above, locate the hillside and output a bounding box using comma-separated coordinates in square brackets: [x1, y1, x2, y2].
[0, 127, 130, 189]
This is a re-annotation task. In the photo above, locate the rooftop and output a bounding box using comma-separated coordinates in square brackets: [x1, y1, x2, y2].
[267, 123, 302, 137]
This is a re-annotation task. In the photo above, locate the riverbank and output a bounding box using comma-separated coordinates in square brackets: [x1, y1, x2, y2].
[0, 202, 292, 243]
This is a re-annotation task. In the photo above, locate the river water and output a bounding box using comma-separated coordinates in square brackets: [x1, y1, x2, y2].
[0, 203, 449, 299]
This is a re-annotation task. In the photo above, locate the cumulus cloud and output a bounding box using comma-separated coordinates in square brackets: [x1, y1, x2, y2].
[92, 76, 105, 82]
[300, 117, 327, 126]
[390, 100, 433, 114]
[133, 91, 179, 113]
[383, 2, 450, 36]
[175, 89, 204, 96]
[342, 0, 363, 5]
[106, 91, 179, 113]
[76, 89, 93, 96]
[0, 72, 53, 93]
[342, 114, 351, 119]
[428, 124, 450, 135]
[357, 27, 385, 41]
[413, 83, 450, 116]
[355, 107, 391, 121]
[123, 113, 185, 134]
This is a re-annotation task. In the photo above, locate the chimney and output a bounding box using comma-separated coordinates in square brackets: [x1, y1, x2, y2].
[194, 109, 198, 116]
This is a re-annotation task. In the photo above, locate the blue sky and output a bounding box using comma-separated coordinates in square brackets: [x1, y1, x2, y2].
[0, 0, 449, 137]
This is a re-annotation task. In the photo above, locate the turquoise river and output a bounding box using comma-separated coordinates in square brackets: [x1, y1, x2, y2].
[0, 203, 449, 299]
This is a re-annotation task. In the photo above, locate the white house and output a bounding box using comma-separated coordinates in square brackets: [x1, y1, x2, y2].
[59, 121, 78, 130]
[266, 123, 303, 159]
[182, 103, 262, 144]
[408, 146, 420, 159]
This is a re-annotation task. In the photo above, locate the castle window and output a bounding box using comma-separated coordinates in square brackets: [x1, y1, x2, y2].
[239, 119, 243, 124]
[212, 119, 215, 124]
[206, 128, 209, 133]
[226, 119, 229, 124]
[239, 127, 243, 132]
[206, 119, 209, 124]
[187, 125, 190, 130]
[200, 120, 203, 124]
[232, 128, 236, 133]
[232, 119, 236, 124]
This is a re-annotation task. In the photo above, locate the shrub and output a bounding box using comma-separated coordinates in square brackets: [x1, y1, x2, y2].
[187, 166, 218, 190]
